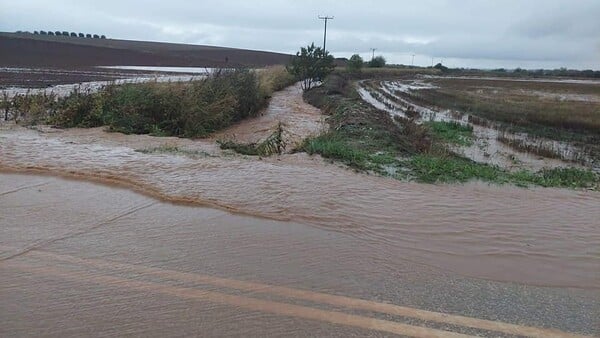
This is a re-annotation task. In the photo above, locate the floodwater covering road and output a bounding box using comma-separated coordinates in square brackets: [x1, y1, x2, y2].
[1, 174, 598, 337]
[1, 83, 599, 336]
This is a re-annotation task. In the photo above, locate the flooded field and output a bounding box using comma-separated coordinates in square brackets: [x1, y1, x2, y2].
[0, 68, 206, 99]
[98, 66, 214, 73]
[0, 66, 179, 89]
[358, 78, 600, 172]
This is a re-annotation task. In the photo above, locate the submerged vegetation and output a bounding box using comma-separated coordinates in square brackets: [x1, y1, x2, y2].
[300, 74, 599, 189]
[135, 144, 214, 158]
[218, 122, 287, 156]
[3, 66, 296, 138]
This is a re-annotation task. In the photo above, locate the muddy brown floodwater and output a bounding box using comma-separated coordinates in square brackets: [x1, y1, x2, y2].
[1, 82, 599, 336]
[3, 173, 598, 337]
[1, 127, 599, 289]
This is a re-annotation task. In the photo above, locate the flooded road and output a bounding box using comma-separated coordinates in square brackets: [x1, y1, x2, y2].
[1, 174, 598, 337]
[1, 82, 599, 336]
[1, 123, 599, 289]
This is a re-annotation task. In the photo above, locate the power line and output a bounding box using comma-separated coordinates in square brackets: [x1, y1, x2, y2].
[318, 15, 334, 52]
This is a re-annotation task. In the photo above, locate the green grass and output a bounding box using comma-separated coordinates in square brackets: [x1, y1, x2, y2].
[407, 155, 504, 183]
[425, 121, 473, 146]
[406, 154, 598, 188]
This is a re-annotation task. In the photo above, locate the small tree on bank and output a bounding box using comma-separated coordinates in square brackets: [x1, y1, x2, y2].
[287, 43, 335, 91]
[346, 54, 364, 73]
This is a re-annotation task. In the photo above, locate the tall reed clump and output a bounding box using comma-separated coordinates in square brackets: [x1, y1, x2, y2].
[258, 65, 296, 96]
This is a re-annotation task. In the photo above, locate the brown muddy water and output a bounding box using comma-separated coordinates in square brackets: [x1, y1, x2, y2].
[212, 84, 325, 148]
[4, 174, 599, 337]
[1, 122, 599, 289]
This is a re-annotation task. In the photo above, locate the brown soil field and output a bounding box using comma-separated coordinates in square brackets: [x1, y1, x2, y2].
[0, 32, 293, 68]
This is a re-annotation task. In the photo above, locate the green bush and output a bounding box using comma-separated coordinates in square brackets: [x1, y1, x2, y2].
[288, 43, 335, 91]
[346, 54, 364, 73]
[40, 69, 280, 138]
[369, 55, 386, 68]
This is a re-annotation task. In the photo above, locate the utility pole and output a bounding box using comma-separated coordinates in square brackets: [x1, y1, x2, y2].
[411, 54, 416, 66]
[370, 48, 377, 61]
[318, 15, 334, 52]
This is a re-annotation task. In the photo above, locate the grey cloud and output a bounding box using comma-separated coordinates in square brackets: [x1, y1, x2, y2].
[1, 0, 598, 69]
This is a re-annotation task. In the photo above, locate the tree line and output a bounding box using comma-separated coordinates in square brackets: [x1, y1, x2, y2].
[16, 30, 106, 39]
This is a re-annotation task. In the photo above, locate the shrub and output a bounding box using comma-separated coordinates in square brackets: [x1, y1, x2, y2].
[369, 55, 386, 68]
[43, 69, 269, 137]
[86, 33, 92, 38]
[433, 63, 449, 72]
[287, 43, 335, 91]
[101, 35, 106, 39]
[346, 54, 364, 73]
[40, 30, 47, 35]
[78, 33, 84, 38]
[93, 34, 100, 38]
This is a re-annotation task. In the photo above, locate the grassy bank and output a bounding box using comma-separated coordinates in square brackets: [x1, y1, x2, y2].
[300, 75, 599, 189]
[300, 74, 421, 173]
[5, 66, 295, 138]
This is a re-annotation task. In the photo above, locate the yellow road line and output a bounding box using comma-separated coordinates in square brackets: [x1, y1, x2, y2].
[16, 249, 591, 338]
[2, 262, 474, 338]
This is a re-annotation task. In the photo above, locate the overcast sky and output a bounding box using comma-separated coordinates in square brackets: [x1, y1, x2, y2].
[1, 0, 598, 69]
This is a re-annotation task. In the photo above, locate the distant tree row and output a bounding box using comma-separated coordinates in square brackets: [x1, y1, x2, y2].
[17, 30, 106, 39]
[449, 66, 600, 79]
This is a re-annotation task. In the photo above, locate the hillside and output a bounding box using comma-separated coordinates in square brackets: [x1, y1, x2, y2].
[0, 32, 293, 68]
